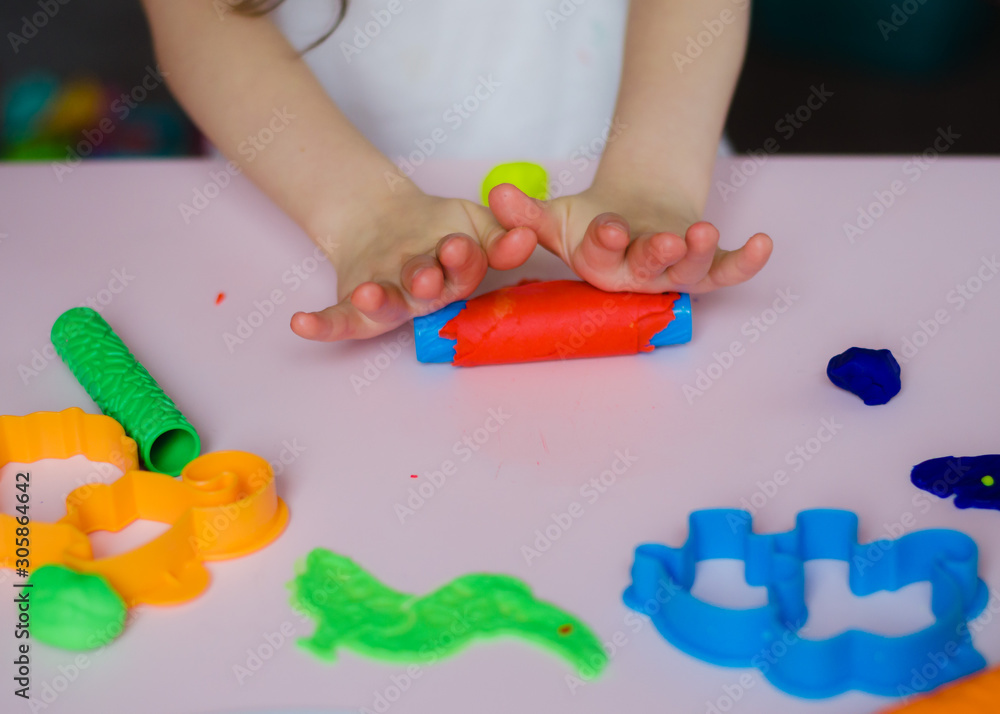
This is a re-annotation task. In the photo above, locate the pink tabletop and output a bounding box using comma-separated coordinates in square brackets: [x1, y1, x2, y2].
[1, 156, 999, 714]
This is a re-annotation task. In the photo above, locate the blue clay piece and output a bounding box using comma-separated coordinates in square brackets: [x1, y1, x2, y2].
[826, 347, 901, 405]
[911, 455, 1000, 510]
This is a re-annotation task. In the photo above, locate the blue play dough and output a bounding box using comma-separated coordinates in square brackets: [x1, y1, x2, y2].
[826, 347, 901, 405]
[911, 455, 1000, 510]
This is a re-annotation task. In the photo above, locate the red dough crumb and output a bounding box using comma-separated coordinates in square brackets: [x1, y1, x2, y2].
[440, 280, 679, 366]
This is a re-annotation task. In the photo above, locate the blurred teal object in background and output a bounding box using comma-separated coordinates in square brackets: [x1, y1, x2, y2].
[752, 0, 993, 75]
[2, 72, 60, 143]
[0, 72, 200, 161]
[114, 104, 193, 157]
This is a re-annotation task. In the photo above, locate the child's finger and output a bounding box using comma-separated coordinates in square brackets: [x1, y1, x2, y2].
[695, 233, 774, 292]
[487, 183, 563, 254]
[350, 280, 413, 325]
[401, 255, 445, 300]
[664, 221, 720, 286]
[292, 281, 410, 342]
[573, 212, 632, 274]
[483, 226, 537, 270]
[623, 231, 687, 287]
[290, 302, 373, 341]
[436, 232, 489, 301]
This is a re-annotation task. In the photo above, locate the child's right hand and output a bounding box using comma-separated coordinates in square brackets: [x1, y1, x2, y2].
[290, 185, 538, 342]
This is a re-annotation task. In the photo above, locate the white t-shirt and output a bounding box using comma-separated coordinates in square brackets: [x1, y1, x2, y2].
[274, 0, 628, 163]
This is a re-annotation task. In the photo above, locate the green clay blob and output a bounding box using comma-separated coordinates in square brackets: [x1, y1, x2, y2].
[481, 162, 548, 205]
[289, 548, 608, 677]
[28, 565, 127, 651]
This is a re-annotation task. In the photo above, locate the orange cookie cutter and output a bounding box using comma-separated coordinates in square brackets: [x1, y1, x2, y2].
[1, 409, 137, 568]
[0, 409, 289, 606]
[0, 407, 139, 472]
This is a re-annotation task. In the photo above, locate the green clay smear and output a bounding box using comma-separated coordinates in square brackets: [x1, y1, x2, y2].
[289, 548, 608, 677]
[28, 565, 127, 651]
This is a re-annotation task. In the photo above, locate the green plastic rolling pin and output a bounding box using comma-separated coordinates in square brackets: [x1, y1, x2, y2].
[51, 307, 200, 476]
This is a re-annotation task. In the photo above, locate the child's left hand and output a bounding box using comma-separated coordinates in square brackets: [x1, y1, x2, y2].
[486, 182, 772, 294]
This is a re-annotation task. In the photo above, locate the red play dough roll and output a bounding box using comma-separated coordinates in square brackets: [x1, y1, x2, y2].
[439, 280, 679, 366]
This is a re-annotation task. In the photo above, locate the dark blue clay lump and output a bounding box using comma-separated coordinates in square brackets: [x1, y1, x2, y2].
[826, 347, 901, 405]
[911, 455, 1000, 510]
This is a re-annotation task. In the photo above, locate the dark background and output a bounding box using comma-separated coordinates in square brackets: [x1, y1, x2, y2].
[0, 1, 200, 159]
[729, 0, 1000, 153]
[1, 0, 999, 159]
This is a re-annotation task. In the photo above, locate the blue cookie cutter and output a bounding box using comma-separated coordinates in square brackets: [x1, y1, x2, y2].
[623, 509, 988, 699]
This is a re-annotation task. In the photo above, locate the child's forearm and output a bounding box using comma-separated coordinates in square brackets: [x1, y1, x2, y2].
[140, 0, 411, 247]
[595, 0, 750, 212]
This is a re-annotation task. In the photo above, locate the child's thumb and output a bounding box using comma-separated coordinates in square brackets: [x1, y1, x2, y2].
[486, 183, 558, 242]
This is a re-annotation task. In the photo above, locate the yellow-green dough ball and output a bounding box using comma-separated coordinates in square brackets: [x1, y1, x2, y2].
[481, 162, 548, 205]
